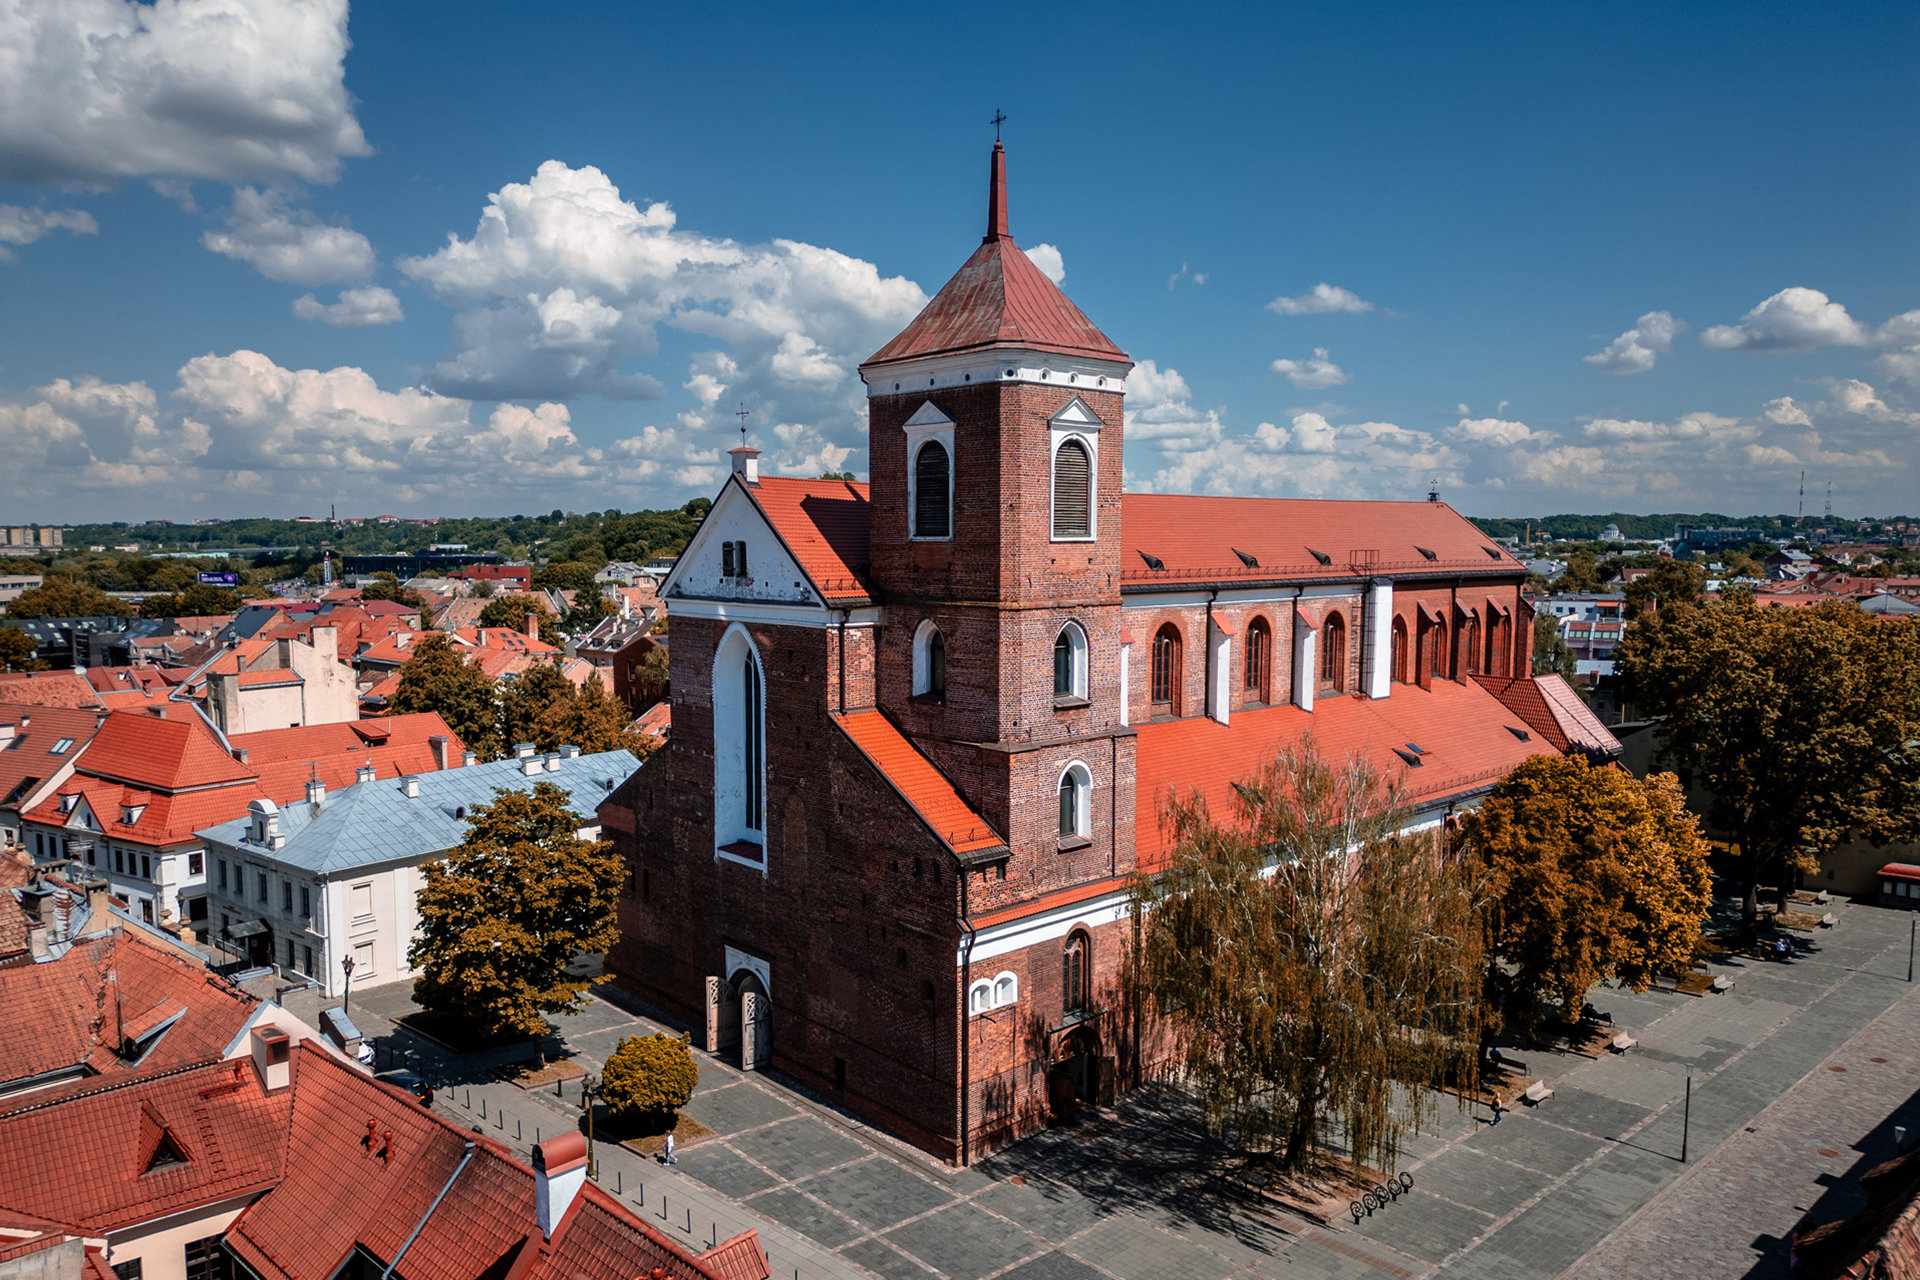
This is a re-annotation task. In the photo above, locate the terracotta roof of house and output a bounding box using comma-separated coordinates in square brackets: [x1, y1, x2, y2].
[833, 711, 1003, 854]
[0, 850, 33, 962]
[634, 702, 671, 745]
[0, 671, 102, 710]
[0, 928, 256, 1099]
[74, 708, 255, 791]
[0, 1056, 290, 1236]
[83, 666, 172, 695]
[0, 702, 102, 812]
[236, 668, 301, 688]
[1133, 679, 1555, 871]
[743, 477, 872, 602]
[1120, 494, 1523, 586]
[863, 144, 1128, 370]
[431, 598, 487, 632]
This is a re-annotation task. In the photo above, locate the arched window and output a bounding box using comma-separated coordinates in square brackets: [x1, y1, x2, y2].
[1244, 616, 1271, 703]
[1391, 617, 1410, 684]
[1488, 611, 1509, 676]
[993, 971, 1018, 1006]
[742, 653, 763, 832]
[912, 440, 950, 539]
[1151, 624, 1182, 716]
[1052, 439, 1092, 538]
[968, 980, 993, 1015]
[1057, 762, 1091, 839]
[1320, 613, 1347, 691]
[912, 620, 946, 699]
[712, 625, 766, 860]
[1420, 619, 1444, 687]
[1053, 623, 1088, 701]
[1463, 612, 1482, 676]
[1063, 931, 1089, 1015]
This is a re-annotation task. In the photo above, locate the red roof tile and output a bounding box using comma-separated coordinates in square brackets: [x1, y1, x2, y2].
[0, 671, 102, 710]
[746, 478, 873, 602]
[700, 1231, 773, 1280]
[863, 144, 1128, 370]
[235, 669, 301, 688]
[1121, 494, 1522, 585]
[834, 711, 1002, 853]
[1532, 674, 1625, 756]
[74, 710, 255, 791]
[1133, 680, 1554, 872]
[0, 702, 102, 812]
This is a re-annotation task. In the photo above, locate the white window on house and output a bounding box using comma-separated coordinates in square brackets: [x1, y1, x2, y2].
[1053, 622, 1088, 702]
[911, 620, 947, 699]
[968, 972, 1020, 1015]
[350, 882, 373, 920]
[992, 971, 1018, 1006]
[968, 980, 993, 1015]
[1057, 761, 1092, 840]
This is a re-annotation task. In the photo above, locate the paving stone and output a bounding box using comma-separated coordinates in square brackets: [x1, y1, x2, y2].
[1409, 1146, 1543, 1217]
[995, 1252, 1110, 1280]
[730, 1114, 870, 1181]
[837, 1236, 942, 1279]
[1525, 1085, 1651, 1139]
[673, 1142, 782, 1199]
[971, 1178, 1112, 1243]
[684, 1081, 802, 1136]
[791, 1157, 955, 1233]
[739, 1186, 863, 1249]
[1463, 1113, 1608, 1177]
[883, 1202, 1048, 1280]
[1349, 1188, 1493, 1263]
[1065, 1213, 1238, 1280]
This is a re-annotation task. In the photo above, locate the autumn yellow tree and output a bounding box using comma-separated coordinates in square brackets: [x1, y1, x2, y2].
[1462, 756, 1712, 1032]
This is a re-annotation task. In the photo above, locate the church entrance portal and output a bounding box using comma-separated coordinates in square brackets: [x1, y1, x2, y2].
[705, 969, 770, 1071]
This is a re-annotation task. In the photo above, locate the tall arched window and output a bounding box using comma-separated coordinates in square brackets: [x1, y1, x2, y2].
[1244, 616, 1272, 703]
[1151, 624, 1182, 716]
[1320, 612, 1347, 691]
[1391, 617, 1410, 684]
[1488, 611, 1509, 676]
[1052, 439, 1092, 539]
[712, 624, 766, 861]
[912, 440, 950, 538]
[1053, 622, 1088, 701]
[742, 653, 763, 832]
[1063, 931, 1089, 1015]
[912, 620, 946, 699]
[1057, 762, 1091, 838]
[1462, 612, 1482, 676]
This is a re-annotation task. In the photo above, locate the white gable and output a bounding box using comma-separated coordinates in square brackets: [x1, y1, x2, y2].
[903, 400, 956, 428]
[1050, 396, 1103, 430]
[663, 479, 825, 608]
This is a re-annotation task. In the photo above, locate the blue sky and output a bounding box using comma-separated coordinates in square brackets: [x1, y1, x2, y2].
[2, 0, 1916, 522]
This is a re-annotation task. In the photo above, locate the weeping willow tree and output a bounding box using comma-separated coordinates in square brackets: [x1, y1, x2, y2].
[1127, 738, 1489, 1173]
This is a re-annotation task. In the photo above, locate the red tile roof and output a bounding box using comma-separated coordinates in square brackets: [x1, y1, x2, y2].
[834, 711, 1002, 854]
[699, 1231, 772, 1280]
[1133, 680, 1554, 871]
[1120, 494, 1522, 586]
[75, 709, 255, 791]
[0, 671, 102, 710]
[0, 702, 102, 812]
[863, 144, 1128, 370]
[0, 928, 257, 1094]
[743, 477, 872, 602]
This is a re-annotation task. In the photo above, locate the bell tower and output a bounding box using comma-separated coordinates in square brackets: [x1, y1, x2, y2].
[859, 139, 1135, 890]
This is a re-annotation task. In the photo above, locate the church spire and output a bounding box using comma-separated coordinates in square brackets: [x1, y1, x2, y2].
[986, 139, 1009, 242]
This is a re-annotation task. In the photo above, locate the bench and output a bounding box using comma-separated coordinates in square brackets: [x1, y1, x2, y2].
[1821, 912, 1837, 927]
[1523, 1081, 1554, 1105]
[1610, 1033, 1638, 1053]
[1815, 890, 1831, 905]
[1711, 975, 1735, 993]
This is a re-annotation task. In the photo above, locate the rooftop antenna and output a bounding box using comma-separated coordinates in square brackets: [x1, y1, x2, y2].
[1427, 478, 1440, 504]
[991, 108, 1007, 142]
[734, 402, 750, 449]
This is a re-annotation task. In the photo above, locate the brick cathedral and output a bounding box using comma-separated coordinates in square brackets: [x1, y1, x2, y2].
[602, 141, 1618, 1163]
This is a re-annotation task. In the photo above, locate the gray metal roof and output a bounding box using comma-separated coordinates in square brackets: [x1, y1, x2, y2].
[195, 749, 640, 876]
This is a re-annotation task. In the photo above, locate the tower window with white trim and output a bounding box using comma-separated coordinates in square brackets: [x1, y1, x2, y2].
[1057, 762, 1092, 840]
[742, 653, 762, 833]
[1051, 439, 1092, 539]
[1053, 622, 1088, 703]
[712, 626, 767, 862]
[912, 620, 947, 700]
[913, 440, 950, 538]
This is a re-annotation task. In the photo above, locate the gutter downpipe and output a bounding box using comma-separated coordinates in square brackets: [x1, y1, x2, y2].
[381, 1140, 475, 1279]
[836, 609, 849, 715]
[958, 868, 975, 1167]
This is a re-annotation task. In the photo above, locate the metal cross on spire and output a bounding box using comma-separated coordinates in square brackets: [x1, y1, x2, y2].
[991, 109, 1006, 142]
[735, 402, 750, 447]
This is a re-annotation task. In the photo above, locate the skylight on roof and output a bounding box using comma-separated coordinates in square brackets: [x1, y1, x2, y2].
[1306, 548, 1332, 566]
[1415, 546, 1438, 561]
[1404, 742, 1426, 755]
[50, 738, 74, 754]
[1138, 551, 1165, 571]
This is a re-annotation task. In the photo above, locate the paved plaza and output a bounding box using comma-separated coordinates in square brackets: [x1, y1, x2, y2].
[328, 894, 1920, 1279]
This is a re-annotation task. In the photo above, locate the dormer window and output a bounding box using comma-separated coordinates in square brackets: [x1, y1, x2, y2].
[120, 804, 146, 826]
[59, 793, 76, 814]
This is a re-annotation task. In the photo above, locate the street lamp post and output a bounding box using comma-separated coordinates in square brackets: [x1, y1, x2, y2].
[581, 1073, 599, 1180]
[341, 954, 356, 1013]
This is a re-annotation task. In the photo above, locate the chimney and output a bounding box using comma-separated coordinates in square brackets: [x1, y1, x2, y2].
[355, 763, 377, 785]
[250, 1025, 292, 1092]
[233, 747, 249, 764]
[559, 744, 580, 759]
[402, 776, 419, 798]
[728, 445, 760, 485]
[0, 723, 13, 747]
[515, 743, 536, 760]
[147, 704, 168, 718]
[461, 750, 476, 768]
[521, 755, 542, 777]
[524, 611, 539, 640]
[532, 1132, 589, 1240]
[27, 920, 48, 959]
[543, 753, 560, 772]
[429, 734, 449, 771]
[306, 777, 325, 807]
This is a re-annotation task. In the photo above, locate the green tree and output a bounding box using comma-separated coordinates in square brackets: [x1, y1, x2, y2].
[478, 593, 560, 646]
[410, 782, 622, 1057]
[1462, 757, 1712, 1033]
[498, 657, 577, 753]
[534, 560, 600, 597]
[565, 592, 616, 632]
[1618, 596, 1920, 928]
[1622, 558, 1707, 620]
[632, 644, 669, 709]
[601, 1033, 699, 1119]
[5, 577, 134, 619]
[0, 625, 45, 672]
[390, 632, 501, 760]
[139, 582, 243, 618]
[1532, 611, 1577, 681]
[359, 571, 424, 607]
[542, 674, 643, 756]
[1552, 551, 1605, 594]
[1128, 739, 1487, 1173]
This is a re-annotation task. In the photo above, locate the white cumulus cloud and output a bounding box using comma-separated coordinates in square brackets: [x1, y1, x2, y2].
[292, 285, 403, 327]
[1584, 310, 1680, 375]
[1447, 417, 1536, 447]
[0, 205, 99, 260]
[1270, 348, 1351, 389]
[1701, 287, 1870, 351]
[0, 0, 370, 188]
[1024, 243, 1064, 284]
[202, 186, 375, 285]
[1266, 283, 1374, 316]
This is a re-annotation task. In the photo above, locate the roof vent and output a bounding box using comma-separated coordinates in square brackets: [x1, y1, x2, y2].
[1415, 546, 1439, 562]
[402, 776, 419, 798]
[1306, 548, 1332, 566]
[543, 753, 560, 773]
[1232, 548, 1259, 568]
[1484, 546, 1504, 559]
[1137, 551, 1165, 571]
[521, 756, 542, 777]
[1506, 725, 1531, 741]
[515, 743, 536, 760]
[1393, 748, 1423, 768]
[559, 744, 580, 759]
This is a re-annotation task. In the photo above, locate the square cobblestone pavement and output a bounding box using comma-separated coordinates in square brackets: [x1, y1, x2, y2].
[737, 1186, 864, 1249]
[790, 1157, 956, 1233]
[674, 1141, 783, 1199]
[837, 1236, 943, 1280]
[1462, 1113, 1608, 1177]
[1064, 1214, 1240, 1280]
[1349, 1189, 1494, 1264]
[729, 1114, 871, 1181]
[970, 1179, 1111, 1244]
[1411, 1145, 1543, 1218]
[683, 1080, 803, 1136]
[997, 1252, 1110, 1280]
[883, 1202, 1050, 1280]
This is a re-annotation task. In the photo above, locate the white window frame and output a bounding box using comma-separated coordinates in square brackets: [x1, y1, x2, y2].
[1057, 760, 1093, 839]
[1049, 398, 1102, 543]
[912, 619, 945, 698]
[1053, 622, 1089, 701]
[712, 622, 769, 871]
[903, 401, 956, 543]
[967, 971, 1020, 1015]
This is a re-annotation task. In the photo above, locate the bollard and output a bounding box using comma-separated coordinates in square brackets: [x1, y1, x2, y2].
[496, 1110, 504, 1128]
[686, 1207, 692, 1233]
[465, 1089, 471, 1107]
[480, 1098, 486, 1119]
[536, 1127, 541, 1144]
[516, 1119, 522, 1141]
[615, 1170, 621, 1194]
[556, 1078, 564, 1097]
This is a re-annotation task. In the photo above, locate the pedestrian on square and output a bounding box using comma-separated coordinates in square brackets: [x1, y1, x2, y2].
[1489, 1097, 1503, 1126]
